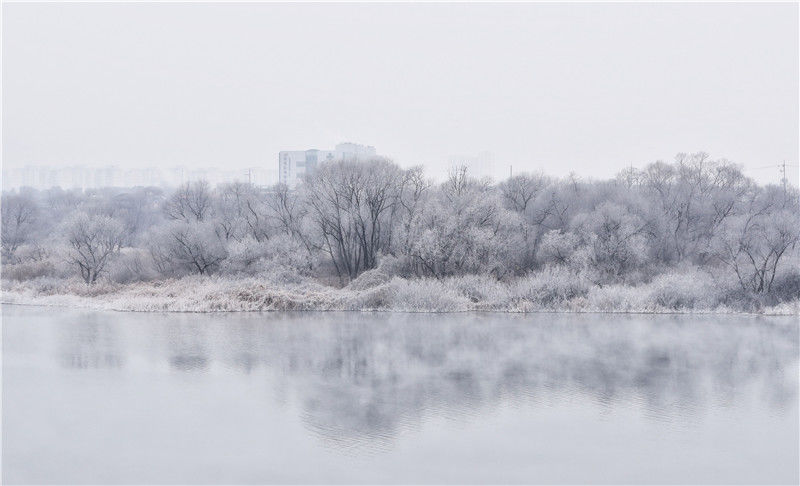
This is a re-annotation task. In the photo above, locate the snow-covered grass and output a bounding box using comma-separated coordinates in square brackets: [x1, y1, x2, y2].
[2, 270, 797, 315]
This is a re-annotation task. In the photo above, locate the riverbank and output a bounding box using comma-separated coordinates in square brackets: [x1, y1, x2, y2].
[2, 271, 798, 315]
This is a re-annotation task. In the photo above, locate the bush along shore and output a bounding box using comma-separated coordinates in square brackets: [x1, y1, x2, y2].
[2, 266, 798, 314]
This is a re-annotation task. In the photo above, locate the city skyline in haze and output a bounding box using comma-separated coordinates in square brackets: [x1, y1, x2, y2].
[2, 2, 798, 187]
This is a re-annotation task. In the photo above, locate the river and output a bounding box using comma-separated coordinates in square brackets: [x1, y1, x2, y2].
[2, 305, 798, 484]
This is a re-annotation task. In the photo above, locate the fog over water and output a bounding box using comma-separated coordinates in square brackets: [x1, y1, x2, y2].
[3, 306, 798, 484]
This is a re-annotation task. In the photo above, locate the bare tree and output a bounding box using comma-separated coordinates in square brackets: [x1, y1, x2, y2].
[571, 202, 650, 280]
[213, 183, 250, 242]
[63, 212, 125, 284]
[164, 181, 213, 222]
[303, 159, 406, 280]
[1, 193, 38, 258]
[407, 171, 518, 278]
[394, 166, 431, 260]
[499, 173, 557, 271]
[151, 221, 228, 275]
[446, 165, 471, 197]
[499, 173, 548, 213]
[96, 189, 164, 247]
[265, 183, 303, 239]
[712, 188, 800, 294]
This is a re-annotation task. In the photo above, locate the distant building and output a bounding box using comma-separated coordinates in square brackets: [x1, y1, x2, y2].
[0, 164, 269, 190]
[278, 143, 378, 188]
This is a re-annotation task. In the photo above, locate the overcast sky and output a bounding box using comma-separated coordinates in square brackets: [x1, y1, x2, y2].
[2, 2, 798, 184]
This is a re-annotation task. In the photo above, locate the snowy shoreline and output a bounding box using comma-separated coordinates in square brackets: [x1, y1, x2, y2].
[2, 299, 797, 317]
[3, 274, 797, 316]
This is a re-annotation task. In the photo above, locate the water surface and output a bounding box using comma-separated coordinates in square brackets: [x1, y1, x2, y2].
[3, 305, 798, 484]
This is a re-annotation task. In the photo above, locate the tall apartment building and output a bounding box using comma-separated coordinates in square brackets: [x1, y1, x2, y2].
[278, 143, 377, 188]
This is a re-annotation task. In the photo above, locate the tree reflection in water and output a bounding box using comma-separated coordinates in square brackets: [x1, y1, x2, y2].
[58, 313, 124, 370]
[56, 311, 798, 450]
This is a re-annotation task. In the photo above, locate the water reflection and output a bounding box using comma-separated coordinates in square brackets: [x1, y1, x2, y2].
[59, 313, 124, 370]
[303, 316, 795, 448]
[165, 320, 210, 371]
[49, 311, 799, 449]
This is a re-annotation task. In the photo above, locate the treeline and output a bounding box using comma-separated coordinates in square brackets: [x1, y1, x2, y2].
[2, 152, 799, 307]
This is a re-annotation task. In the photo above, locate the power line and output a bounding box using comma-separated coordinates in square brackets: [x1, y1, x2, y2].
[744, 164, 780, 171]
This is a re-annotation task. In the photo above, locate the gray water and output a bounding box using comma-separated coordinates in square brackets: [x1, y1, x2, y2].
[2, 305, 798, 485]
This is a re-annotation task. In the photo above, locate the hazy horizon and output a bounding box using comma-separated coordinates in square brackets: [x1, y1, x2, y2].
[3, 2, 798, 186]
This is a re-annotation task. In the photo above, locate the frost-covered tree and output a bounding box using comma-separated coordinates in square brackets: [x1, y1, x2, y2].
[406, 168, 521, 278]
[303, 158, 407, 280]
[94, 188, 164, 247]
[393, 166, 431, 259]
[712, 187, 800, 293]
[572, 201, 651, 281]
[264, 183, 305, 240]
[213, 182, 251, 242]
[150, 221, 228, 275]
[1, 192, 38, 258]
[500, 173, 549, 213]
[537, 229, 582, 266]
[636, 153, 751, 264]
[63, 212, 125, 284]
[164, 181, 213, 222]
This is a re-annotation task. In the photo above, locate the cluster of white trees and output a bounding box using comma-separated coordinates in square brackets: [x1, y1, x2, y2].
[2, 152, 799, 301]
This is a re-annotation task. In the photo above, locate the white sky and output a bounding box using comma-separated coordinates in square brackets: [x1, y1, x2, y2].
[2, 2, 798, 184]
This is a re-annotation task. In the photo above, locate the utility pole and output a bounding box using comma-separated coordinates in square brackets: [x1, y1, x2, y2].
[509, 165, 513, 179]
[781, 161, 787, 197]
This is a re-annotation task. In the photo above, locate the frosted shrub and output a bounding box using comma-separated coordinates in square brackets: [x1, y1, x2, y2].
[7, 244, 49, 264]
[220, 237, 270, 275]
[344, 283, 393, 310]
[1, 244, 69, 281]
[646, 268, 717, 310]
[107, 249, 158, 284]
[18, 276, 66, 294]
[537, 230, 581, 266]
[769, 263, 800, 304]
[347, 268, 391, 291]
[511, 266, 591, 307]
[63, 278, 120, 297]
[387, 277, 471, 312]
[444, 274, 509, 307]
[256, 263, 309, 285]
[222, 234, 312, 278]
[260, 234, 310, 272]
[587, 284, 650, 312]
[3, 260, 57, 281]
[376, 254, 407, 278]
[718, 287, 763, 313]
